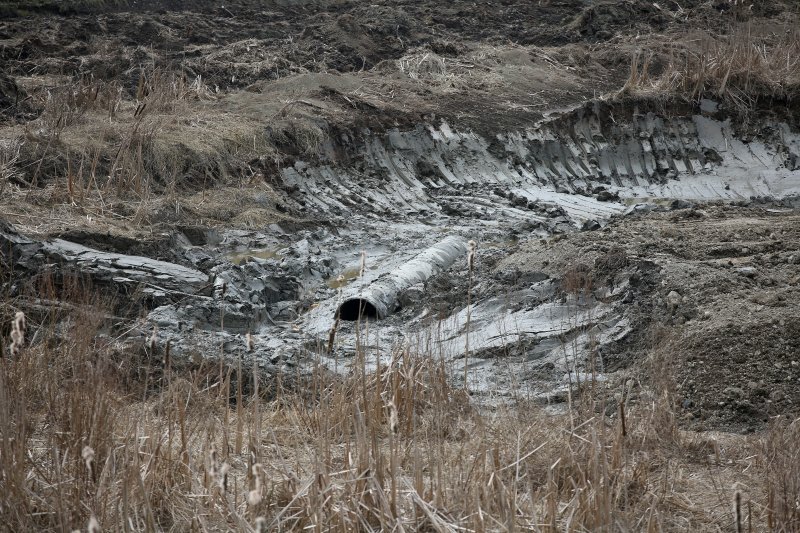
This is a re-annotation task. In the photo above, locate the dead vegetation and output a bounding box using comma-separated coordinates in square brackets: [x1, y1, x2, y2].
[4, 59, 327, 195]
[0, 63, 302, 231]
[764, 417, 800, 529]
[621, 24, 800, 110]
[396, 46, 503, 92]
[395, 45, 558, 95]
[0, 271, 798, 532]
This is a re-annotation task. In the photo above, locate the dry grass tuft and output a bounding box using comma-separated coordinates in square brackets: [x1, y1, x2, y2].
[764, 416, 800, 530]
[622, 25, 800, 110]
[396, 45, 505, 92]
[2, 63, 329, 221]
[0, 138, 23, 195]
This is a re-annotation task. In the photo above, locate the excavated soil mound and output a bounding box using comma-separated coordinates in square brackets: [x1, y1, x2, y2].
[502, 206, 800, 432]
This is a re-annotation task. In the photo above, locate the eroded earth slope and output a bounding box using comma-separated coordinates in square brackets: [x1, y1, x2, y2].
[1, 0, 799, 432]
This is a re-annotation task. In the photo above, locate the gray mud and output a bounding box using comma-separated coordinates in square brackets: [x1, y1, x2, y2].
[3, 100, 797, 417]
[121, 101, 800, 409]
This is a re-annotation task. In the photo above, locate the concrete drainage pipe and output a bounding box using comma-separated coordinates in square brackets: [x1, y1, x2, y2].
[337, 236, 468, 321]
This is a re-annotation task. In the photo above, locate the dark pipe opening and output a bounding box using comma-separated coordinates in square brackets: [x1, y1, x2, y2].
[337, 298, 379, 321]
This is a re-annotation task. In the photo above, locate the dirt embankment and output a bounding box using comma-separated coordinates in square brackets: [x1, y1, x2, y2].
[1, 0, 799, 435]
[2, 4, 796, 181]
[501, 206, 800, 432]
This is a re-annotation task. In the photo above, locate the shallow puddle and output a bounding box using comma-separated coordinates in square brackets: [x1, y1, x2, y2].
[227, 248, 282, 265]
[327, 267, 361, 289]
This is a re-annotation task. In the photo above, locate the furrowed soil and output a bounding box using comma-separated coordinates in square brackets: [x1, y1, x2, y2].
[1, 0, 800, 530]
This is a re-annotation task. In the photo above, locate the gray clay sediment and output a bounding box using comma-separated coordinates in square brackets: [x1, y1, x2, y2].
[6, 103, 799, 405]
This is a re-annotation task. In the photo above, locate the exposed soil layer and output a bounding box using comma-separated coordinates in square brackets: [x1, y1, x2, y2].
[1, 0, 800, 434]
[503, 206, 800, 432]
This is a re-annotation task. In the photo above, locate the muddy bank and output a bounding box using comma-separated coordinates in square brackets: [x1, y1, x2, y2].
[2, 0, 800, 434]
[276, 101, 800, 224]
[4, 100, 799, 431]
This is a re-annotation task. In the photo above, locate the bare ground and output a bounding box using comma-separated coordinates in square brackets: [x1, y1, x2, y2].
[500, 205, 800, 433]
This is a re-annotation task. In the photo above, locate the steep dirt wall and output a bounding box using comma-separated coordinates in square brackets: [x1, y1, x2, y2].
[278, 102, 800, 224]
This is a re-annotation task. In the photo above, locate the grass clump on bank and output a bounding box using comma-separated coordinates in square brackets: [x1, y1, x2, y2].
[621, 25, 800, 112]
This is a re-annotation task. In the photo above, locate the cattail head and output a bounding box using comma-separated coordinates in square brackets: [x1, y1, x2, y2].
[219, 462, 230, 492]
[359, 250, 367, 278]
[149, 325, 158, 354]
[734, 489, 742, 533]
[208, 449, 218, 479]
[387, 399, 399, 435]
[208, 446, 231, 492]
[13, 311, 25, 335]
[247, 462, 264, 505]
[247, 489, 262, 507]
[9, 311, 26, 356]
[246, 332, 254, 353]
[87, 516, 100, 533]
[82, 445, 95, 475]
[251, 463, 263, 488]
[467, 240, 477, 271]
[335, 275, 346, 307]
